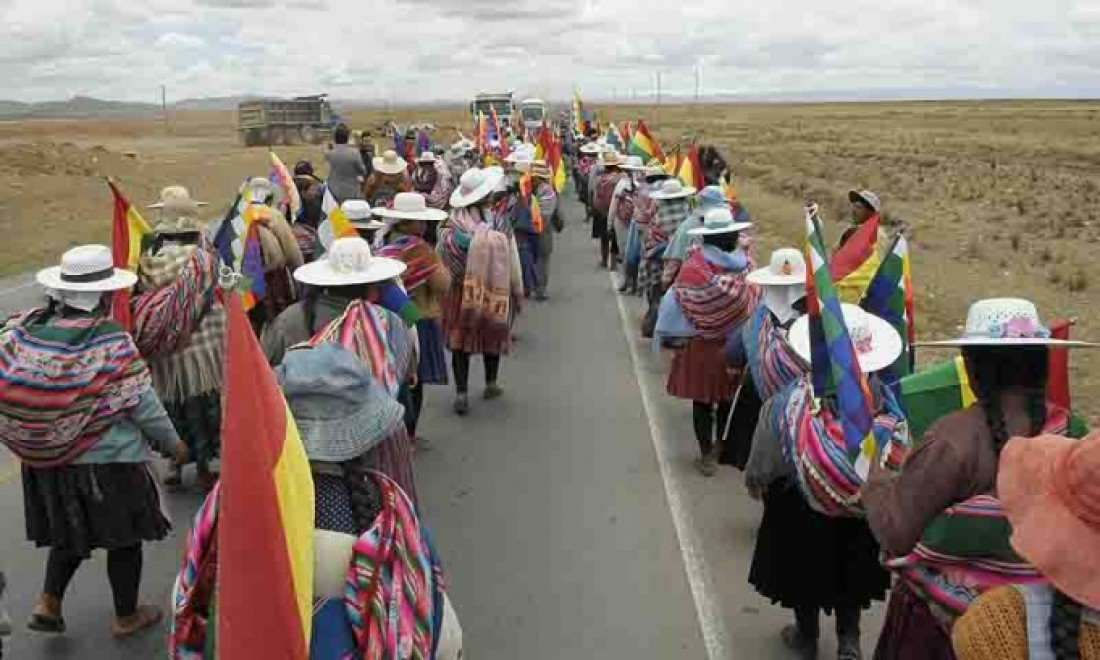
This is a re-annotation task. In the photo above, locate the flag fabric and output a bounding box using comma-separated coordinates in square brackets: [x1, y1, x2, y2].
[218, 292, 314, 660]
[392, 126, 406, 159]
[415, 129, 432, 157]
[573, 90, 585, 134]
[475, 112, 488, 153]
[316, 184, 358, 253]
[859, 233, 914, 385]
[212, 184, 266, 310]
[535, 123, 552, 161]
[830, 213, 882, 304]
[678, 143, 704, 190]
[802, 204, 877, 470]
[269, 151, 301, 222]
[621, 121, 633, 148]
[663, 147, 682, 176]
[628, 120, 664, 164]
[605, 124, 624, 151]
[107, 179, 153, 330]
[1048, 319, 1072, 410]
[549, 134, 567, 193]
[517, 174, 544, 234]
[490, 109, 508, 158]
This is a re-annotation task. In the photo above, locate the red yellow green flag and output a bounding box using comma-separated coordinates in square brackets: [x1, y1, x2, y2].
[107, 179, 152, 330]
[218, 292, 314, 659]
[678, 143, 705, 190]
[628, 120, 663, 164]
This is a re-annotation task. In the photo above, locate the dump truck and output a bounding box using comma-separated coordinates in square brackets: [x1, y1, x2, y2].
[469, 92, 516, 129]
[237, 95, 343, 147]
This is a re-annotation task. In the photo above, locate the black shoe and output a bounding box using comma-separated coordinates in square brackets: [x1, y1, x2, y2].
[836, 636, 861, 660]
[484, 384, 503, 400]
[780, 625, 818, 660]
[453, 394, 469, 416]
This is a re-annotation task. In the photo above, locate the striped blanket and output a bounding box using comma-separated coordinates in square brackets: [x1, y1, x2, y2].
[133, 242, 225, 403]
[780, 376, 911, 517]
[438, 208, 478, 284]
[309, 301, 409, 397]
[744, 307, 809, 400]
[0, 309, 151, 467]
[887, 495, 1047, 631]
[378, 235, 440, 293]
[593, 171, 626, 217]
[170, 483, 220, 660]
[672, 247, 760, 340]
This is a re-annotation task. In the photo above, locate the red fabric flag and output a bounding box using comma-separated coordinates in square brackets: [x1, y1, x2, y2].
[1048, 318, 1072, 411]
[218, 294, 314, 660]
[685, 142, 705, 190]
[830, 213, 881, 282]
[107, 180, 150, 331]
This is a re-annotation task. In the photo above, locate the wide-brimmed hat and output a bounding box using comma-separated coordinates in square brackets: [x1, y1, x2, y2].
[688, 207, 753, 236]
[789, 303, 903, 373]
[601, 151, 624, 167]
[245, 177, 275, 204]
[147, 185, 207, 209]
[506, 150, 534, 172]
[450, 138, 474, 154]
[579, 142, 602, 154]
[450, 166, 505, 208]
[748, 248, 807, 286]
[697, 185, 730, 210]
[849, 189, 881, 213]
[918, 298, 1097, 348]
[648, 178, 696, 200]
[999, 431, 1100, 610]
[373, 192, 448, 222]
[294, 236, 406, 287]
[153, 197, 208, 235]
[531, 161, 553, 180]
[619, 155, 646, 171]
[276, 343, 405, 463]
[36, 244, 138, 293]
[373, 150, 407, 175]
[416, 151, 437, 164]
[341, 199, 385, 231]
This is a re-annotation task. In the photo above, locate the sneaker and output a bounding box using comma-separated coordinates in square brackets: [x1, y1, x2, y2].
[780, 624, 818, 660]
[453, 394, 470, 416]
[696, 452, 718, 477]
[836, 636, 862, 660]
[484, 384, 503, 400]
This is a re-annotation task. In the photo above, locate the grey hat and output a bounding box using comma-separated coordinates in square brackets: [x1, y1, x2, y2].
[849, 189, 881, 213]
[275, 343, 405, 463]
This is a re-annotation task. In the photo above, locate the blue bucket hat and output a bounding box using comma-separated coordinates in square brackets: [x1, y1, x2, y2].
[275, 343, 405, 463]
[698, 185, 729, 210]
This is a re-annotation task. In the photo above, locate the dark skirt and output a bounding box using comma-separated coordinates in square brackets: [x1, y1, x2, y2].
[591, 210, 607, 239]
[363, 427, 417, 507]
[23, 462, 171, 559]
[415, 318, 449, 386]
[515, 230, 540, 296]
[719, 371, 761, 470]
[667, 337, 739, 403]
[872, 582, 956, 660]
[749, 479, 889, 614]
[165, 391, 222, 472]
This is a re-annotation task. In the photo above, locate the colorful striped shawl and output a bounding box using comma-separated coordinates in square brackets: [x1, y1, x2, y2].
[437, 208, 478, 283]
[378, 235, 440, 293]
[744, 307, 809, 401]
[0, 310, 152, 467]
[344, 471, 436, 660]
[458, 224, 512, 346]
[781, 377, 911, 517]
[672, 248, 760, 340]
[170, 483, 220, 660]
[308, 301, 408, 397]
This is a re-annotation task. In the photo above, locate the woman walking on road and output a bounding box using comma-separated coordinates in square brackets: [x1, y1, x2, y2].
[0, 245, 186, 638]
[438, 166, 524, 415]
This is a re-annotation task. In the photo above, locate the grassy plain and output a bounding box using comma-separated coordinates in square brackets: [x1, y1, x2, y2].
[1, 101, 1098, 417]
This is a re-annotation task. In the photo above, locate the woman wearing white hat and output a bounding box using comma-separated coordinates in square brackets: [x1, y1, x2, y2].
[656, 208, 758, 476]
[0, 245, 187, 638]
[591, 150, 627, 269]
[362, 150, 411, 208]
[438, 167, 524, 415]
[861, 298, 1096, 660]
[131, 189, 225, 490]
[411, 151, 453, 210]
[640, 177, 696, 338]
[607, 155, 645, 292]
[377, 193, 452, 441]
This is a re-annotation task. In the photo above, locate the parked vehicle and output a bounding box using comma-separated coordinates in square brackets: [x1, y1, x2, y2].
[469, 92, 516, 128]
[237, 94, 344, 147]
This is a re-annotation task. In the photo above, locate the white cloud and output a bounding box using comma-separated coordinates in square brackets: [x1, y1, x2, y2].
[2, 0, 1100, 103]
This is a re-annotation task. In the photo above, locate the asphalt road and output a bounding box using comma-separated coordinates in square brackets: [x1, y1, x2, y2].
[0, 196, 884, 658]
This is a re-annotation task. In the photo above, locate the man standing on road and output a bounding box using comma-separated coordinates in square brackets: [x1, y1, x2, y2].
[324, 124, 367, 203]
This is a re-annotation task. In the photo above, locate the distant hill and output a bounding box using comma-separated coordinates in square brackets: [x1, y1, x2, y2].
[0, 96, 159, 118]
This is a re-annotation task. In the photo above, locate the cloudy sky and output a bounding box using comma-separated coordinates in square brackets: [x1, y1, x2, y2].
[3, 0, 1099, 103]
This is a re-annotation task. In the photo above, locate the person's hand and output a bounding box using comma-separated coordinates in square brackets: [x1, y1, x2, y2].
[407, 372, 419, 388]
[746, 482, 764, 501]
[172, 441, 190, 466]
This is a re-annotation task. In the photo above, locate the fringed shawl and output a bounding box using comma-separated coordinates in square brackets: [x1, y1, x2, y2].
[133, 242, 225, 403]
[744, 307, 809, 401]
[170, 483, 220, 660]
[0, 309, 151, 467]
[458, 223, 512, 349]
[308, 301, 410, 397]
[437, 208, 478, 283]
[378, 235, 440, 293]
[672, 247, 760, 340]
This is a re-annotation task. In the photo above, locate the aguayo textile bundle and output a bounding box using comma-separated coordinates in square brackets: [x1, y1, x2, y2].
[458, 223, 512, 350]
[779, 377, 911, 517]
[743, 307, 809, 401]
[377, 236, 439, 293]
[169, 483, 220, 660]
[308, 301, 409, 398]
[0, 310, 151, 467]
[672, 248, 760, 340]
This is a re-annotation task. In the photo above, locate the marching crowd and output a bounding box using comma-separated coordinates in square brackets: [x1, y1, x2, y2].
[0, 113, 1095, 660]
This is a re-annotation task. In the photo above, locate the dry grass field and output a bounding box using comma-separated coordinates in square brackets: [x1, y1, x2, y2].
[1, 101, 1099, 418]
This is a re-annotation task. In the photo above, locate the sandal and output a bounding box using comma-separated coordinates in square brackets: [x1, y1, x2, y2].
[27, 594, 64, 635]
[110, 604, 162, 638]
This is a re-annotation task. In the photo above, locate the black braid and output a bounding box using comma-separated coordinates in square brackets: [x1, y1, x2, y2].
[1050, 588, 1083, 660]
[342, 456, 383, 535]
[963, 346, 1049, 455]
[1026, 389, 1048, 437]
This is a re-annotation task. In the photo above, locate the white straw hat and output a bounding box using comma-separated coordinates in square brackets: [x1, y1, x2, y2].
[293, 237, 406, 287]
[748, 248, 807, 286]
[373, 192, 448, 222]
[619, 155, 646, 171]
[416, 151, 437, 164]
[849, 189, 882, 213]
[918, 298, 1098, 348]
[789, 303, 903, 373]
[688, 207, 752, 236]
[245, 177, 275, 204]
[373, 150, 407, 175]
[147, 185, 207, 209]
[36, 244, 138, 293]
[579, 142, 602, 154]
[648, 178, 696, 200]
[341, 200, 385, 230]
[449, 167, 505, 208]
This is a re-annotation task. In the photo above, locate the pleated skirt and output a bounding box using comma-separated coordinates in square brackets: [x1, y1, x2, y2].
[667, 337, 739, 403]
[415, 318, 449, 385]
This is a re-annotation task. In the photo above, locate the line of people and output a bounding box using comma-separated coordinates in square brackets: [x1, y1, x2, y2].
[569, 127, 1100, 660]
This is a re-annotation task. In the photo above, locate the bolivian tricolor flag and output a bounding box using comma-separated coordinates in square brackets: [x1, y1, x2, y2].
[550, 135, 567, 193]
[627, 120, 663, 164]
[218, 292, 314, 659]
[678, 143, 705, 190]
[317, 184, 358, 253]
[107, 179, 152, 330]
[830, 213, 882, 304]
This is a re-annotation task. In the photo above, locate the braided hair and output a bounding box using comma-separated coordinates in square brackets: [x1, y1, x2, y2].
[1049, 588, 1084, 659]
[962, 346, 1048, 455]
[702, 230, 740, 253]
[341, 455, 383, 535]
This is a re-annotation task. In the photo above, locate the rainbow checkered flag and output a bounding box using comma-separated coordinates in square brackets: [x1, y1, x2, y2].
[860, 232, 915, 386]
[803, 203, 876, 467]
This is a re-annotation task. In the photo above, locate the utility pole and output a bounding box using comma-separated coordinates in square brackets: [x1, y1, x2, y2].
[655, 71, 662, 127]
[694, 64, 700, 103]
[160, 85, 168, 133]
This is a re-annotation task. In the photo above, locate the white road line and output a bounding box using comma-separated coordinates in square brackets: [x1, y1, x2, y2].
[611, 273, 730, 660]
